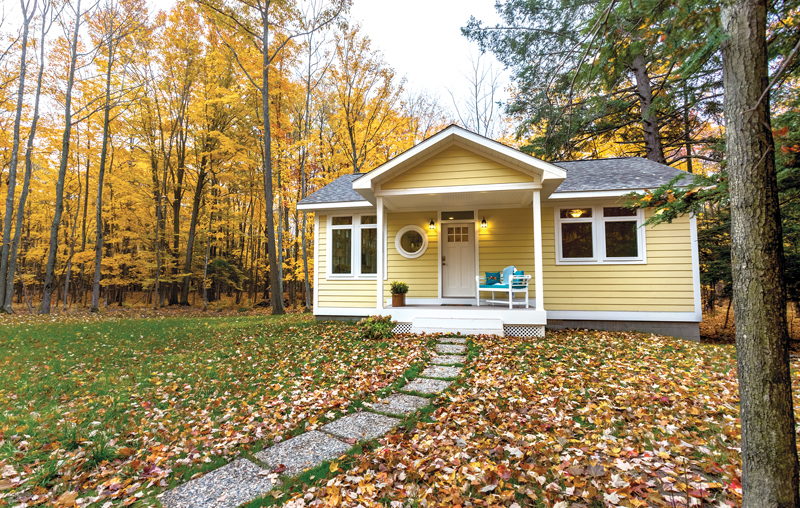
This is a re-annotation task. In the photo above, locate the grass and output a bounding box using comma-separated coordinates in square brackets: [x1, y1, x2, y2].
[0, 313, 428, 506]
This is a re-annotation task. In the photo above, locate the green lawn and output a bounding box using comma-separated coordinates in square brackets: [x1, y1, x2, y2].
[0, 314, 428, 507]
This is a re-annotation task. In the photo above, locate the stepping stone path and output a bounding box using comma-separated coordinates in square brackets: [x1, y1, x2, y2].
[160, 334, 474, 508]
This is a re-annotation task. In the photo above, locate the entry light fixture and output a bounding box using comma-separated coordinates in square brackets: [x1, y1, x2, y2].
[481, 217, 487, 229]
[429, 219, 435, 230]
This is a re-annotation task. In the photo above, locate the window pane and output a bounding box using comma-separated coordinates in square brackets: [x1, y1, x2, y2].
[605, 221, 638, 257]
[332, 229, 352, 273]
[401, 231, 424, 253]
[332, 216, 353, 226]
[560, 208, 593, 219]
[361, 228, 377, 274]
[361, 215, 377, 225]
[561, 222, 593, 258]
[603, 207, 637, 217]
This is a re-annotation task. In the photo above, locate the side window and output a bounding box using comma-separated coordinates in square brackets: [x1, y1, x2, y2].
[331, 216, 353, 274]
[555, 206, 645, 264]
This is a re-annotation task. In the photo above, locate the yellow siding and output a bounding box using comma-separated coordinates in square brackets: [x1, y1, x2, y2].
[381, 146, 535, 190]
[384, 211, 439, 299]
[542, 207, 695, 312]
[316, 214, 377, 308]
[478, 208, 536, 299]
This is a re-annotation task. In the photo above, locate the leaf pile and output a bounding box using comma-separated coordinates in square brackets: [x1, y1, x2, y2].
[0, 314, 426, 506]
[289, 330, 799, 507]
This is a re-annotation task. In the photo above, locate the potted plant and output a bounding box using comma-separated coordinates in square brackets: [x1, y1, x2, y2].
[390, 281, 409, 307]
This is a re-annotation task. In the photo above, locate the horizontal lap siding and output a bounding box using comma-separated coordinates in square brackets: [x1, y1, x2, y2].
[478, 208, 536, 299]
[384, 211, 439, 299]
[381, 146, 534, 190]
[541, 207, 695, 312]
[316, 214, 377, 308]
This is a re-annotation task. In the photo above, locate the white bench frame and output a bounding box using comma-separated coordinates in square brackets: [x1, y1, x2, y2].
[475, 274, 532, 309]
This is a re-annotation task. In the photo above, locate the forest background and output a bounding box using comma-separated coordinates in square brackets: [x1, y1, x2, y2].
[0, 0, 798, 323]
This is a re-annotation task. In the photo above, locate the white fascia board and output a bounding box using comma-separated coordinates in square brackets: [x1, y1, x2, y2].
[297, 200, 373, 211]
[547, 189, 646, 200]
[546, 310, 702, 323]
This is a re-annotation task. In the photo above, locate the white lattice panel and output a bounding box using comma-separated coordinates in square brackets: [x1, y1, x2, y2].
[504, 325, 545, 338]
[393, 322, 412, 334]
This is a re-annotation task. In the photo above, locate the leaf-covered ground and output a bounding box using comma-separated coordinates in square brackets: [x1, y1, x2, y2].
[287, 330, 800, 508]
[0, 314, 428, 507]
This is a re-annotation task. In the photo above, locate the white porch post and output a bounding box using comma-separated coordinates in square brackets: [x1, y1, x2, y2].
[532, 190, 544, 312]
[377, 197, 384, 309]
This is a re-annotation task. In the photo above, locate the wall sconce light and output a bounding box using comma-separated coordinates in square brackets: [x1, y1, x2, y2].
[480, 217, 487, 229]
[429, 219, 435, 230]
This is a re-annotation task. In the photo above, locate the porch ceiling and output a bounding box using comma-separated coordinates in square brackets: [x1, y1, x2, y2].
[383, 189, 534, 211]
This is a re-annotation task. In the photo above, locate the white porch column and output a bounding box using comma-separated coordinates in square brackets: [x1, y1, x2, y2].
[532, 190, 544, 312]
[376, 197, 384, 309]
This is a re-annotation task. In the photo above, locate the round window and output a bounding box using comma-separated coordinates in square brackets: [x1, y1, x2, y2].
[395, 225, 428, 259]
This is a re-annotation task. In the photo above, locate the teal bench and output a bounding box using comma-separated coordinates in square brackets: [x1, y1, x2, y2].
[475, 265, 532, 309]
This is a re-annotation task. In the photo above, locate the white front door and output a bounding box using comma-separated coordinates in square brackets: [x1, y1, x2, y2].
[442, 223, 476, 298]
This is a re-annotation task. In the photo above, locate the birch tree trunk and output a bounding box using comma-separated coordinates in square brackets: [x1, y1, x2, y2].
[41, 0, 82, 314]
[3, 1, 47, 313]
[721, 0, 800, 504]
[0, 0, 35, 309]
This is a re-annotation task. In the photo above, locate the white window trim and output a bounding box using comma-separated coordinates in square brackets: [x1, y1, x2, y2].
[554, 205, 647, 265]
[395, 225, 429, 259]
[327, 213, 379, 279]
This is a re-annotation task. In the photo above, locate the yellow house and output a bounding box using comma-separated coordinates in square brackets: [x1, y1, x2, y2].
[297, 125, 701, 340]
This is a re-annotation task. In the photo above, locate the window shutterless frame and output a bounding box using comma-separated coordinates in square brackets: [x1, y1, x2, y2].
[554, 205, 647, 265]
[327, 214, 378, 279]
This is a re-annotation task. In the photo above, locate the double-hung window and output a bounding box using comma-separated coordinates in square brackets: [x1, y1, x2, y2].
[329, 214, 378, 277]
[555, 205, 645, 264]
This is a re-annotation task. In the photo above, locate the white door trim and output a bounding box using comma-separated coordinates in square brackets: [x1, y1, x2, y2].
[441, 220, 477, 298]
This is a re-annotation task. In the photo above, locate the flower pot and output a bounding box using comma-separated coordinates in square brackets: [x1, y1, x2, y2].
[392, 294, 406, 307]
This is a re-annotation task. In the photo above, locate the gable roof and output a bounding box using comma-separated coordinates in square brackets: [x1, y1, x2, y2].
[351, 124, 568, 202]
[553, 157, 687, 193]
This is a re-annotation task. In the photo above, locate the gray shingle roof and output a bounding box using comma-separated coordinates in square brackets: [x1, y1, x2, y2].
[298, 157, 689, 206]
[553, 157, 687, 192]
[299, 173, 366, 205]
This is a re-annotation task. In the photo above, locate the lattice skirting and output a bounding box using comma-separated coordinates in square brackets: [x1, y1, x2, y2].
[393, 322, 412, 334]
[503, 325, 546, 338]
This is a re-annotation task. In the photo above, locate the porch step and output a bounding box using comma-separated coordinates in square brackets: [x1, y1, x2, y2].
[410, 317, 504, 337]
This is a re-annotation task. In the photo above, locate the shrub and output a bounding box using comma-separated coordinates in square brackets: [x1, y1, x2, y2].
[390, 281, 409, 295]
[356, 315, 397, 340]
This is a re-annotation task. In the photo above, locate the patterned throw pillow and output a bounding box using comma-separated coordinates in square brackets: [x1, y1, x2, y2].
[486, 271, 501, 285]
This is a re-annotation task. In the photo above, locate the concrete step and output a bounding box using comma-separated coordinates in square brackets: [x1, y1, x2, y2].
[410, 317, 504, 336]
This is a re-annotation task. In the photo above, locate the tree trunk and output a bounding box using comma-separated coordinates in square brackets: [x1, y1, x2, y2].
[629, 53, 667, 165]
[261, 9, 284, 316]
[4, 3, 46, 313]
[721, 0, 800, 504]
[180, 159, 207, 304]
[91, 40, 115, 312]
[41, 0, 82, 314]
[0, 2, 33, 309]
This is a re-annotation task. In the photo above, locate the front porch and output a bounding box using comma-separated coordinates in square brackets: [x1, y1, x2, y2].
[379, 303, 547, 337]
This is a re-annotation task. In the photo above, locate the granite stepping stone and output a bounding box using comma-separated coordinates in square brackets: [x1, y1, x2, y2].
[438, 337, 467, 344]
[254, 430, 350, 476]
[436, 344, 467, 354]
[430, 354, 466, 365]
[160, 459, 273, 508]
[321, 412, 400, 442]
[364, 394, 429, 416]
[401, 377, 452, 394]
[420, 365, 462, 379]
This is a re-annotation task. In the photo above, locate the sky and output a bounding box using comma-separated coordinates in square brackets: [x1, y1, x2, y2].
[349, 0, 510, 110]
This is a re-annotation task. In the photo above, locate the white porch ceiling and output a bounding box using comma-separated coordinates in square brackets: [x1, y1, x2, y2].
[384, 189, 534, 210]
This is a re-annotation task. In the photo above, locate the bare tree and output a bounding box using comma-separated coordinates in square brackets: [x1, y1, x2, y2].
[3, 0, 54, 313]
[198, 0, 348, 315]
[447, 51, 503, 138]
[0, 0, 36, 310]
[41, 0, 91, 314]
